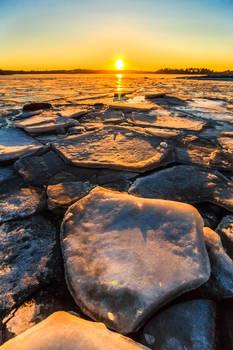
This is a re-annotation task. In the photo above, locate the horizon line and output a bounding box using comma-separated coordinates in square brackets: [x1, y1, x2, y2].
[1, 67, 232, 74]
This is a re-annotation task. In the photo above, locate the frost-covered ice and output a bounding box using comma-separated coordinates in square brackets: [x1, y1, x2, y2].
[0, 74, 233, 122]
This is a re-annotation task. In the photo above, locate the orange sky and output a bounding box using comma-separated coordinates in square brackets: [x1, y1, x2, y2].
[1, 0, 233, 71]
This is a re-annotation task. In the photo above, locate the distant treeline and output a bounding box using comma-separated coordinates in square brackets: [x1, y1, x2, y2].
[0, 69, 107, 75]
[154, 68, 214, 74]
[0, 68, 232, 75]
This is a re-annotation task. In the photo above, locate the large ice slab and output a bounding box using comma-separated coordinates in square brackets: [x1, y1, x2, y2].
[0, 187, 45, 223]
[141, 299, 216, 350]
[0, 312, 148, 349]
[216, 215, 233, 258]
[47, 181, 93, 213]
[15, 115, 74, 134]
[175, 142, 233, 170]
[145, 94, 188, 107]
[0, 216, 59, 318]
[52, 126, 174, 172]
[129, 165, 233, 212]
[218, 137, 233, 154]
[126, 113, 206, 131]
[203, 227, 233, 299]
[0, 167, 23, 194]
[61, 187, 210, 333]
[14, 150, 66, 186]
[0, 128, 44, 163]
[59, 106, 89, 119]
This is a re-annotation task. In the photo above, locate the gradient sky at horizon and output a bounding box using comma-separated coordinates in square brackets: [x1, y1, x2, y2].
[0, 0, 233, 70]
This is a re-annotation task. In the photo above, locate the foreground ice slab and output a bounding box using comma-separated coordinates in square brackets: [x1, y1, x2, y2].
[129, 165, 233, 212]
[61, 187, 210, 333]
[3, 287, 79, 342]
[47, 181, 93, 213]
[216, 215, 233, 258]
[141, 299, 216, 350]
[175, 142, 233, 170]
[0, 187, 45, 223]
[14, 150, 138, 187]
[15, 115, 74, 134]
[0, 167, 23, 194]
[218, 137, 233, 154]
[125, 113, 206, 131]
[145, 94, 188, 107]
[52, 126, 174, 172]
[0, 216, 59, 317]
[0, 128, 44, 163]
[0, 312, 149, 350]
[14, 150, 66, 186]
[203, 226, 233, 299]
[59, 106, 89, 119]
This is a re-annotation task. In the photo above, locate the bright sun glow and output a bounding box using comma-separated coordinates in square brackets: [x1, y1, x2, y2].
[115, 59, 124, 70]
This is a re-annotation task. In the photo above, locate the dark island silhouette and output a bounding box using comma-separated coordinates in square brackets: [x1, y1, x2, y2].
[0, 67, 230, 75]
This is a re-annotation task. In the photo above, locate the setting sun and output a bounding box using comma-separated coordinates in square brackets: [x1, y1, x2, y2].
[115, 59, 124, 70]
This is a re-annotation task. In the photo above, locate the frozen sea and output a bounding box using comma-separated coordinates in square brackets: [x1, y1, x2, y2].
[0, 73, 233, 122]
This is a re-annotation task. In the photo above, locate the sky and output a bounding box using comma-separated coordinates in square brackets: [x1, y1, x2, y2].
[0, 0, 233, 71]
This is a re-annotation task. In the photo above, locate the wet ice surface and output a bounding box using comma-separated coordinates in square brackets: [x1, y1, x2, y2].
[0, 74, 233, 122]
